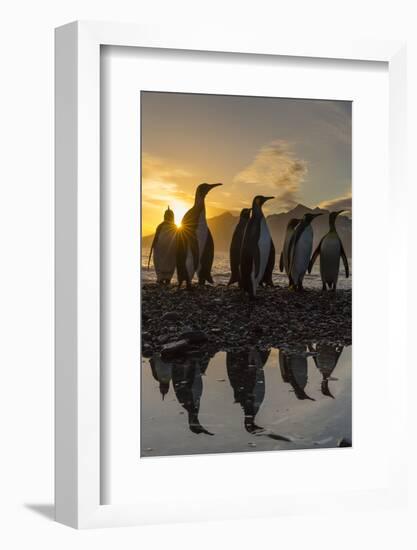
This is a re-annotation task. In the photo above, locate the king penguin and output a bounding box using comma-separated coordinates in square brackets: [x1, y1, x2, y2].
[176, 183, 222, 289]
[308, 210, 349, 291]
[228, 208, 251, 286]
[240, 195, 275, 299]
[288, 212, 323, 290]
[279, 218, 300, 287]
[148, 206, 177, 284]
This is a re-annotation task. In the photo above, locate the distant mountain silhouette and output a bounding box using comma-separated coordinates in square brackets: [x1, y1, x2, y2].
[142, 204, 352, 257]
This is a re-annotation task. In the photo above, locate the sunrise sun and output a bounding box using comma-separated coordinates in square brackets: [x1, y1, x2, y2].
[170, 200, 189, 227]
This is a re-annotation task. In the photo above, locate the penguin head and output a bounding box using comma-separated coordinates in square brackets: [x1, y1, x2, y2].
[329, 210, 345, 227]
[164, 206, 175, 223]
[195, 182, 223, 200]
[240, 208, 251, 220]
[252, 196, 275, 212]
[303, 212, 323, 225]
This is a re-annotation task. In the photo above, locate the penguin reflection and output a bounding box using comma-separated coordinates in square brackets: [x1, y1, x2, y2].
[279, 347, 315, 401]
[227, 349, 291, 442]
[150, 355, 172, 400]
[308, 343, 344, 398]
[171, 355, 214, 436]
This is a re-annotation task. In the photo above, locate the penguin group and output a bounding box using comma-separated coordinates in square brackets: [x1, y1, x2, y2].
[148, 182, 222, 289]
[148, 183, 349, 296]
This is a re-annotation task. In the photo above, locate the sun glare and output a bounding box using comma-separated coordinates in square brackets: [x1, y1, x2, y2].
[170, 200, 189, 227]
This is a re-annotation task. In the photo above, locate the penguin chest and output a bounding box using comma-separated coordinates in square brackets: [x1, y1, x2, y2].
[154, 226, 177, 279]
[196, 213, 208, 266]
[292, 227, 312, 281]
[283, 229, 294, 273]
[254, 218, 271, 285]
[320, 235, 341, 283]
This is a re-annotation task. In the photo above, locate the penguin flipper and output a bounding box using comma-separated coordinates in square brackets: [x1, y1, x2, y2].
[147, 223, 163, 270]
[287, 227, 300, 275]
[254, 244, 261, 280]
[340, 240, 349, 278]
[308, 237, 323, 274]
[198, 228, 215, 284]
[176, 229, 192, 285]
[262, 240, 275, 286]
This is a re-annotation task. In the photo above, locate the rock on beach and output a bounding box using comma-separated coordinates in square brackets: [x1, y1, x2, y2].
[141, 283, 352, 357]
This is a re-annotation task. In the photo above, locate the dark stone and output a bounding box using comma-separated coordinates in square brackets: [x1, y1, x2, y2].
[338, 438, 352, 448]
[179, 330, 209, 344]
[162, 312, 181, 322]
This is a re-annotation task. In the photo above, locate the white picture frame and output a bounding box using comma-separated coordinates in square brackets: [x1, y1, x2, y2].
[55, 20, 407, 529]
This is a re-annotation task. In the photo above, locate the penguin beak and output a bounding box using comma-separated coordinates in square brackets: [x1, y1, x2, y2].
[262, 196, 275, 204]
[209, 183, 223, 189]
[335, 210, 345, 217]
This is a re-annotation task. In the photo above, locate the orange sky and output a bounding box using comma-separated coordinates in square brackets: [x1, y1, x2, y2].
[141, 92, 351, 236]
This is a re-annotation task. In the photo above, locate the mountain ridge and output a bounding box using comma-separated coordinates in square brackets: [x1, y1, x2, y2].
[142, 203, 352, 257]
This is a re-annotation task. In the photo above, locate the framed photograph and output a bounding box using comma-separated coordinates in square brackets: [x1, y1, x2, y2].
[55, 21, 407, 528]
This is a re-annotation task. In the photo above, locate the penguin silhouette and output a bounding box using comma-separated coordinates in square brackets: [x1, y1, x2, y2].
[226, 349, 291, 441]
[176, 183, 222, 288]
[228, 208, 251, 286]
[308, 343, 344, 398]
[240, 195, 275, 299]
[308, 210, 349, 291]
[288, 212, 323, 290]
[279, 218, 300, 287]
[279, 348, 315, 401]
[148, 206, 177, 284]
[172, 356, 214, 436]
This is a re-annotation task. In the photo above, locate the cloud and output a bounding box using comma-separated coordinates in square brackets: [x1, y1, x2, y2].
[233, 140, 307, 210]
[142, 152, 195, 207]
[318, 191, 352, 213]
[141, 152, 199, 233]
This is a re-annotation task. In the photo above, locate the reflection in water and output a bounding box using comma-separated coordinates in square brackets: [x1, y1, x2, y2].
[150, 356, 172, 400]
[279, 347, 315, 401]
[142, 344, 351, 456]
[226, 349, 269, 434]
[226, 350, 290, 441]
[308, 343, 344, 399]
[171, 355, 214, 436]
